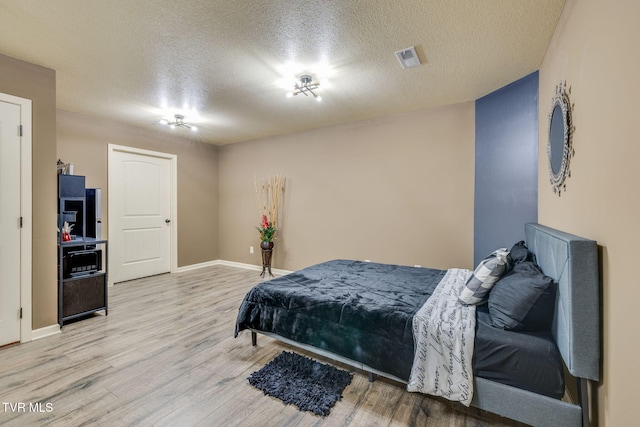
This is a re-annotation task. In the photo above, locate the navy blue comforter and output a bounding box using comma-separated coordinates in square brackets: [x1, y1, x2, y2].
[235, 259, 446, 380]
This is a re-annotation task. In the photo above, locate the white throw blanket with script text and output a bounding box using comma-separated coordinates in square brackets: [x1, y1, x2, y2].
[407, 268, 476, 406]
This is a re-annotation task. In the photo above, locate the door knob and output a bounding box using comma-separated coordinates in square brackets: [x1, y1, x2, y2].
[165, 219, 171, 224]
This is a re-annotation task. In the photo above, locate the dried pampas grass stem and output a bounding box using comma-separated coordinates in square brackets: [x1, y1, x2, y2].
[254, 174, 285, 230]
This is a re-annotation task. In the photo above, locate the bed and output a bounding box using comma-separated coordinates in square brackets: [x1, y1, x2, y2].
[235, 223, 600, 427]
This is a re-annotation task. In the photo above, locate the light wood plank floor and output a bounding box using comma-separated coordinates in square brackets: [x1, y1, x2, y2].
[0, 265, 526, 427]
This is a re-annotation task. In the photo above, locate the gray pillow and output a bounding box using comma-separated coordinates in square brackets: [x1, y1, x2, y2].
[488, 261, 557, 331]
[507, 240, 535, 270]
[459, 249, 509, 305]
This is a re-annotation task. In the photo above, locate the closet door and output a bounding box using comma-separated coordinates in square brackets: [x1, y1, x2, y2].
[109, 146, 175, 283]
[0, 100, 22, 345]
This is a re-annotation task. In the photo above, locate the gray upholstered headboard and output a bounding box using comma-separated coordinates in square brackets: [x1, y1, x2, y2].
[524, 223, 600, 381]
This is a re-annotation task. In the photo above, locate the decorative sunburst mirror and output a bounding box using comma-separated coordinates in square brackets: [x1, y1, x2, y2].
[547, 81, 575, 196]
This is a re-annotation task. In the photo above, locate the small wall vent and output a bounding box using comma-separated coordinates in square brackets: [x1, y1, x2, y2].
[395, 46, 421, 69]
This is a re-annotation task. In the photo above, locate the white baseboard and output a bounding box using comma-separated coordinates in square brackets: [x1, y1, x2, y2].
[215, 259, 292, 276]
[31, 324, 61, 341]
[176, 259, 292, 276]
[175, 260, 220, 273]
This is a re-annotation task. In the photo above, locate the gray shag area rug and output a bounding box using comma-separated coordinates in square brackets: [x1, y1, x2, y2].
[248, 351, 353, 416]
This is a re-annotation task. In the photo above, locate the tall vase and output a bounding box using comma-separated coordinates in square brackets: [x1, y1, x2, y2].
[260, 241, 274, 278]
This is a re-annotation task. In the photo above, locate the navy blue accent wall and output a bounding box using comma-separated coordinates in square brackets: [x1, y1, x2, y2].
[474, 71, 539, 265]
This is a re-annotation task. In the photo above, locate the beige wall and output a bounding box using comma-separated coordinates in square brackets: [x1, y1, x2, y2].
[0, 53, 57, 329]
[538, 0, 640, 425]
[56, 110, 220, 269]
[218, 102, 475, 272]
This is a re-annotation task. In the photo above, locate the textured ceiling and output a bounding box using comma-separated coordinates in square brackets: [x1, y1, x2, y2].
[0, 0, 565, 145]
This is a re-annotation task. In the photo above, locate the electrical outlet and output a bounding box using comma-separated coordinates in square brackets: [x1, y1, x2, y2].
[364, 259, 371, 262]
[414, 264, 422, 268]
[249, 246, 254, 254]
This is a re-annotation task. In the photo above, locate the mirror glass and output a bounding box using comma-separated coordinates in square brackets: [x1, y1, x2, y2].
[547, 81, 573, 196]
[549, 104, 565, 175]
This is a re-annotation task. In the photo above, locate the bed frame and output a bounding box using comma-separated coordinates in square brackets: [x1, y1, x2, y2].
[248, 223, 600, 427]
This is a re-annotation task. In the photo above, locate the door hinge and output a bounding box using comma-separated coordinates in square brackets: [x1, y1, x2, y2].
[20, 307, 23, 319]
[19, 125, 23, 137]
[19, 217, 23, 228]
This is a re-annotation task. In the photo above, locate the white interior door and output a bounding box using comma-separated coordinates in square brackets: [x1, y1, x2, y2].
[109, 146, 176, 284]
[0, 101, 22, 345]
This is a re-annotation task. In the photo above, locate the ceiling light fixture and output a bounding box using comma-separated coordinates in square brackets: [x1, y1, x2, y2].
[286, 75, 322, 101]
[158, 114, 198, 131]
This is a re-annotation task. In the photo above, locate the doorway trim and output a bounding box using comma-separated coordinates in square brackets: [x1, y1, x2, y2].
[0, 92, 32, 343]
[107, 144, 178, 284]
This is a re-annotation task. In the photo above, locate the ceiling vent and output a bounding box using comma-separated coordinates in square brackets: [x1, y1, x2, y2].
[395, 47, 421, 69]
